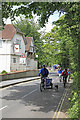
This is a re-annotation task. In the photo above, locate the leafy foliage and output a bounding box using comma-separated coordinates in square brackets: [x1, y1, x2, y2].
[2, 2, 80, 118]
[1, 70, 7, 74]
[13, 17, 43, 68]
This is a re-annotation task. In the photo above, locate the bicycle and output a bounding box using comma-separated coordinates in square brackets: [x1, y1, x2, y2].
[63, 77, 67, 88]
[59, 74, 62, 82]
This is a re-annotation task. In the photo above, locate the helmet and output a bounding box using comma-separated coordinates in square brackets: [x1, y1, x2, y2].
[43, 64, 45, 67]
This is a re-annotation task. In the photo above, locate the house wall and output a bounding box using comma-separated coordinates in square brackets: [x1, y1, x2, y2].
[29, 39, 34, 53]
[11, 32, 25, 55]
[0, 31, 37, 72]
[0, 40, 11, 72]
[30, 59, 37, 70]
[10, 55, 26, 71]
[26, 58, 37, 70]
[0, 55, 10, 72]
[0, 40, 11, 55]
[10, 32, 26, 71]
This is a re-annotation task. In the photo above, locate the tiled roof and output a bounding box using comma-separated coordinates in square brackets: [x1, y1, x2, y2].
[0, 24, 25, 40]
[2, 24, 16, 40]
[25, 37, 33, 51]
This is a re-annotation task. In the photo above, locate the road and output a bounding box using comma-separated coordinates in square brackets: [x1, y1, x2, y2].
[0, 72, 69, 119]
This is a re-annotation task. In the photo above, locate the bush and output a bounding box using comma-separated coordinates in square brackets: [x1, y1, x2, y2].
[1, 70, 8, 74]
[68, 72, 80, 118]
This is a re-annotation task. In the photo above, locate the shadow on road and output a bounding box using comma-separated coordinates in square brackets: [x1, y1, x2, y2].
[2, 80, 65, 114]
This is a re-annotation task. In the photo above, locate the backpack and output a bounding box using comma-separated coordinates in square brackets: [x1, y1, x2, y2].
[63, 71, 67, 77]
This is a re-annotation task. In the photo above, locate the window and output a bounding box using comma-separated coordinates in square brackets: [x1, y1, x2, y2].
[0, 40, 2, 48]
[13, 58, 16, 63]
[16, 39, 21, 49]
[29, 47, 33, 52]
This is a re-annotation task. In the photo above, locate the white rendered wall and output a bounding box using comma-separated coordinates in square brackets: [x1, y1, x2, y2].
[0, 40, 11, 72]
[11, 32, 25, 55]
[0, 55, 10, 72]
[10, 32, 26, 71]
[0, 40, 11, 55]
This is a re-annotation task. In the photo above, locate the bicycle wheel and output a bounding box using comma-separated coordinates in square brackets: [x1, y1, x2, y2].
[40, 83, 44, 92]
[60, 78, 61, 82]
[40, 84, 42, 92]
[50, 83, 53, 89]
[64, 82, 66, 88]
[59, 74, 61, 82]
[63, 78, 66, 88]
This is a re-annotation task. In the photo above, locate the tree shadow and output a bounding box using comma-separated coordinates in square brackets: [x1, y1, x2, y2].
[2, 81, 65, 113]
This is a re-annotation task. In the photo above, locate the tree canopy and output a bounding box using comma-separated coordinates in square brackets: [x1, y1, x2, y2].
[1, 2, 80, 118]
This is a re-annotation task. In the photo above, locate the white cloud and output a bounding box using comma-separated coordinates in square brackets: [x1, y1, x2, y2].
[4, 10, 64, 33]
[3, 17, 11, 24]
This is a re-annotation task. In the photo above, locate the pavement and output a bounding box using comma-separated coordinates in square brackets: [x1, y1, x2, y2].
[0, 77, 40, 88]
[0, 72, 72, 119]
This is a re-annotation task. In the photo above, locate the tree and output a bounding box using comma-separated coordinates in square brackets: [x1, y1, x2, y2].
[2, 2, 80, 70]
[14, 17, 41, 47]
[13, 17, 44, 68]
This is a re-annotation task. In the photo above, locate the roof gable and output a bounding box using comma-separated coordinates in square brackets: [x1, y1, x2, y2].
[25, 37, 33, 51]
[2, 24, 16, 40]
[0, 24, 25, 41]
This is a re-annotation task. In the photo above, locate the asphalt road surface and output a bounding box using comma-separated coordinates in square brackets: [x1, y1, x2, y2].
[0, 72, 69, 119]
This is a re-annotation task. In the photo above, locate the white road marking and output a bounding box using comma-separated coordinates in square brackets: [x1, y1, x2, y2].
[22, 89, 37, 99]
[0, 106, 8, 111]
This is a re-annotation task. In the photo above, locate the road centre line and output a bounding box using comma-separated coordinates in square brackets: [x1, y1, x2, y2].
[22, 89, 37, 99]
[0, 106, 8, 111]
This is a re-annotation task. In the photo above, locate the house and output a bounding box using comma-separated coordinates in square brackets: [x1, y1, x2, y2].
[25, 37, 37, 70]
[0, 24, 37, 72]
[25, 37, 35, 59]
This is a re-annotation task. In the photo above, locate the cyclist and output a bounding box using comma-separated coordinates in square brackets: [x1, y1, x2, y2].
[38, 64, 49, 86]
[61, 68, 68, 87]
[58, 67, 63, 82]
[67, 69, 70, 82]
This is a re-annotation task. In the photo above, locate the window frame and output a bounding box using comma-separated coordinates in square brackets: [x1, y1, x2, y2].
[13, 58, 16, 63]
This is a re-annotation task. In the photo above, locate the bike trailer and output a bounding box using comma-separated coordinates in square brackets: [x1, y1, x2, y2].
[46, 78, 52, 84]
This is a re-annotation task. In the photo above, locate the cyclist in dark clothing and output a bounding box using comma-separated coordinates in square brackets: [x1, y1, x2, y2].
[38, 65, 49, 86]
[61, 68, 68, 87]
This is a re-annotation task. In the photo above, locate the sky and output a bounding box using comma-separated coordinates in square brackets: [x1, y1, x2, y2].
[39, 11, 63, 33]
[4, 6, 64, 33]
